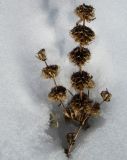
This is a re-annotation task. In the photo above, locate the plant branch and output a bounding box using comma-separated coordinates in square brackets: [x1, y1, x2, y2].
[67, 114, 90, 157]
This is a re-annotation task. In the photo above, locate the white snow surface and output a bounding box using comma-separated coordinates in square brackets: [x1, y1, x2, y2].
[0, 0, 127, 159]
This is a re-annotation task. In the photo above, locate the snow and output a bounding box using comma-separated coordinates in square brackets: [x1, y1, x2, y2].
[0, 0, 127, 159]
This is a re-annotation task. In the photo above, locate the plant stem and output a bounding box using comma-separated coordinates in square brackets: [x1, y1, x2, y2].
[88, 89, 89, 98]
[44, 60, 66, 109]
[83, 19, 85, 26]
[52, 77, 57, 87]
[80, 90, 83, 100]
[44, 60, 48, 67]
[67, 89, 73, 96]
[67, 115, 89, 157]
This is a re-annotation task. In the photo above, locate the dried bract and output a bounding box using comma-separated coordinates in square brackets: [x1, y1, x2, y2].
[48, 86, 67, 101]
[36, 49, 47, 61]
[91, 103, 100, 117]
[101, 89, 112, 102]
[50, 112, 59, 128]
[70, 25, 95, 46]
[69, 46, 91, 66]
[86, 79, 95, 89]
[71, 71, 95, 90]
[42, 65, 59, 79]
[75, 3, 95, 22]
[66, 132, 75, 145]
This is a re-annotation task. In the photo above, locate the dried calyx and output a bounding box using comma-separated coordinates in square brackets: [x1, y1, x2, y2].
[36, 49, 47, 61]
[101, 89, 112, 102]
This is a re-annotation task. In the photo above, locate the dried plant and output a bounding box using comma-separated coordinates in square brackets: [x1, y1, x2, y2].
[36, 3, 112, 158]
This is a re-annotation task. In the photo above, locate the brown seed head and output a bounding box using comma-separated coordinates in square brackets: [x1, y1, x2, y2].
[70, 25, 95, 46]
[64, 93, 92, 123]
[69, 93, 89, 110]
[75, 3, 95, 22]
[71, 71, 95, 90]
[48, 86, 67, 102]
[42, 65, 59, 79]
[69, 46, 91, 66]
[36, 49, 47, 61]
[101, 89, 112, 102]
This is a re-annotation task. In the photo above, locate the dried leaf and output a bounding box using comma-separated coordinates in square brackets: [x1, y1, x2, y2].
[50, 112, 59, 128]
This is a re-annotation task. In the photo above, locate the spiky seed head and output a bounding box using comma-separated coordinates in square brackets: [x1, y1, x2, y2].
[70, 25, 95, 46]
[48, 86, 67, 102]
[71, 71, 94, 91]
[64, 93, 93, 123]
[101, 89, 112, 102]
[69, 46, 91, 66]
[69, 93, 89, 110]
[42, 65, 59, 79]
[75, 3, 95, 22]
[36, 49, 47, 61]
[91, 103, 100, 117]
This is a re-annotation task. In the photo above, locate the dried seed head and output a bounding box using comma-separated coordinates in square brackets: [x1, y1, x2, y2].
[101, 89, 112, 102]
[69, 46, 91, 66]
[42, 65, 59, 79]
[71, 71, 95, 90]
[69, 93, 89, 110]
[64, 93, 92, 123]
[70, 25, 95, 46]
[75, 3, 95, 22]
[48, 86, 67, 102]
[36, 49, 47, 61]
[91, 103, 100, 117]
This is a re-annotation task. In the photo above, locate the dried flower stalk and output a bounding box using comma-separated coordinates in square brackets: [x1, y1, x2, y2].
[36, 3, 112, 158]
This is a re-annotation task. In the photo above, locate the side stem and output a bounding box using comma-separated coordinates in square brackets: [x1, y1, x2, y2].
[67, 115, 89, 157]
